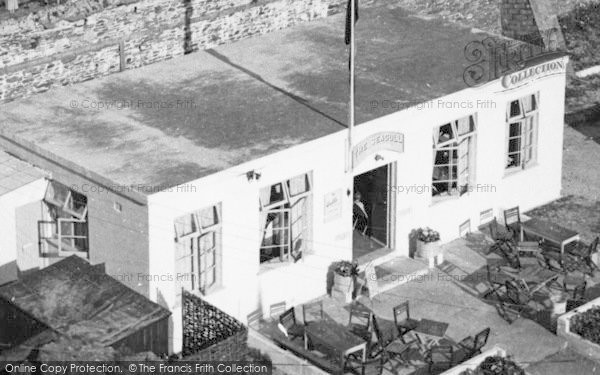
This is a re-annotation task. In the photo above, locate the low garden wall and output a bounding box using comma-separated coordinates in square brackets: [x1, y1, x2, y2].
[247, 329, 329, 375]
[557, 296, 600, 361]
[440, 345, 520, 375]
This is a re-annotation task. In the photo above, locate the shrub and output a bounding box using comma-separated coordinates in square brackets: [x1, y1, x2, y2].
[416, 227, 440, 243]
[570, 306, 600, 345]
[459, 355, 525, 375]
[333, 260, 359, 277]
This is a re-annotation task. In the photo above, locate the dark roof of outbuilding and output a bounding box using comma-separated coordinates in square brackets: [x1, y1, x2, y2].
[0, 3, 565, 192]
[0, 256, 170, 346]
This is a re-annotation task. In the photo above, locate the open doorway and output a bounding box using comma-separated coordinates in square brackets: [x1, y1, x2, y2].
[352, 163, 394, 260]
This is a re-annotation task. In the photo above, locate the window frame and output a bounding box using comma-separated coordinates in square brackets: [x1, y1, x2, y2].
[174, 204, 222, 295]
[44, 181, 88, 220]
[432, 115, 477, 200]
[505, 93, 539, 172]
[41, 181, 89, 256]
[259, 173, 312, 267]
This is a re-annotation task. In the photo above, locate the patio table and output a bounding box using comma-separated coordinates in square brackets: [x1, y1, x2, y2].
[412, 318, 449, 353]
[304, 320, 367, 364]
[521, 218, 579, 266]
[500, 266, 560, 294]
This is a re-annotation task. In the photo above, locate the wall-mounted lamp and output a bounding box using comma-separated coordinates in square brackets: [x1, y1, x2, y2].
[374, 154, 384, 161]
[246, 170, 262, 181]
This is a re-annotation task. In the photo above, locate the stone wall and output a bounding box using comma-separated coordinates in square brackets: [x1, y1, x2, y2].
[500, 0, 542, 45]
[0, 0, 349, 103]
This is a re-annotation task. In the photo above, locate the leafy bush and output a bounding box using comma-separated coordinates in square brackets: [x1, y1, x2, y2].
[459, 355, 525, 375]
[334, 260, 359, 277]
[417, 227, 440, 243]
[570, 306, 600, 344]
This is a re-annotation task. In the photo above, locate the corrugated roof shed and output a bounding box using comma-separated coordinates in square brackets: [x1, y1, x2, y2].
[0, 256, 171, 347]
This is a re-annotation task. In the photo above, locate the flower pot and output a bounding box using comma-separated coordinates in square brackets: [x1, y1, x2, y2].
[332, 274, 355, 304]
[416, 240, 441, 259]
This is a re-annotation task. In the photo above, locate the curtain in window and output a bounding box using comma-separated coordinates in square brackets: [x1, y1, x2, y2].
[290, 197, 306, 261]
[259, 186, 272, 246]
[457, 137, 470, 194]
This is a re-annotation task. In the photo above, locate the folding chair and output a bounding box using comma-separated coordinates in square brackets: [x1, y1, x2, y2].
[503, 207, 522, 240]
[247, 308, 262, 330]
[269, 301, 286, 320]
[392, 301, 419, 343]
[425, 346, 454, 374]
[278, 307, 305, 341]
[457, 327, 490, 358]
[302, 300, 324, 325]
[371, 315, 416, 364]
[343, 356, 384, 375]
[348, 304, 372, 341]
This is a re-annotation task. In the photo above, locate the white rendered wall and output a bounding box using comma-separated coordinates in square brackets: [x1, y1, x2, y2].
[0, 178, 48, 284]
[147, 58, 567, 353]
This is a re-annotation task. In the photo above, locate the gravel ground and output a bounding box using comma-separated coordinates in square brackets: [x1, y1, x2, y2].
[527, 123, 600, 244]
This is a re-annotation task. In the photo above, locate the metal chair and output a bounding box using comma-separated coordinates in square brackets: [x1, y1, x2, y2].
[392, 302, 419, 342]
[488, 280, 533, 323]
[247, 308, 262, 330]
[490, 217, 541, 258]
[302, 300, 324, 325]
[371, 315, 416, 363]
[483, 265, 506, 299]
[269, 301, 286, 319]
[344, 356, 384, 375]
[457, 327, 490, 358]
[569, 237, 599, 276]
[348, 304, 372, 342]
[503, 207, 522, 239]
[425, 345, 454, 374]
[278, 307, 305, 340]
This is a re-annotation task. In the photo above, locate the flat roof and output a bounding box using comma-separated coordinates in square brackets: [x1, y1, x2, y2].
[0, 151, 47, 196]
[0, 256, 171, 346]
[0, 4, 555, 192]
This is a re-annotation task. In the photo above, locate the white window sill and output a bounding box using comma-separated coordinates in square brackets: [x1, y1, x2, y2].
[503, 162, 539, 178]
[430, 192, 468, 207]
[258, 258, 302, 275]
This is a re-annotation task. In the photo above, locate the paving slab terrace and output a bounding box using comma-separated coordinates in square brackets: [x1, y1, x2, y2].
[274, 243, 568, 373]
[261, 231, 600, 374]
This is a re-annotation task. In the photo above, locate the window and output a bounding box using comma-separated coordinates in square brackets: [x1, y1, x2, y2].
[506, 93, 539, 171]
[432, 115, 477, 199]
[41, 181, 89, 256]
[174, 204, 222, 295]
[259, 173, 312, 266]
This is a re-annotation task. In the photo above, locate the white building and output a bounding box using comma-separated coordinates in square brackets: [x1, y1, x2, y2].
[0, 4, 568, 353]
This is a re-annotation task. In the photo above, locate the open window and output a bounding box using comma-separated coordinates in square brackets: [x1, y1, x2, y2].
[432, 115, 477, 200]
[506, 93, 539, 171]
[259, 172, 312, 267]
[40, 181, 89, 257]
[174, 204, 222, 295]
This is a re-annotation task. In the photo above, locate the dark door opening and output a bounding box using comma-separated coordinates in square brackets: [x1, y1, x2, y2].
[353, 164, 391, 260]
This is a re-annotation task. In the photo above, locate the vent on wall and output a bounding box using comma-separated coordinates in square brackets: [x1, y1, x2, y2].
[459, 220, 471, 237]
[480, 208, 494, 225]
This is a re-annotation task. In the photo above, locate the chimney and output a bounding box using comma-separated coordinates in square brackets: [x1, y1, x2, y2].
[501, 0, 544, 45]
[500, 0, 566, 51]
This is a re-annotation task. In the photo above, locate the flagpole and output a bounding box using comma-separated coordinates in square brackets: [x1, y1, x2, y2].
[347, 0, 355, 174]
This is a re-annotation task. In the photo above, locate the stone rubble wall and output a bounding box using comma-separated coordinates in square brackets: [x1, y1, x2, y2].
[0, 0, 350, 103]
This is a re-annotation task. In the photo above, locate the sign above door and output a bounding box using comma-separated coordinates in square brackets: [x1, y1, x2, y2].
[352, 132, 404, 167]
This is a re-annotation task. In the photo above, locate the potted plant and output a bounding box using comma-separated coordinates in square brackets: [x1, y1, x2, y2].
[570, 306, 600, 345]
[459, 355, 526, 375]
[415, 227, 441, 259]
[331, 260, 359, 303]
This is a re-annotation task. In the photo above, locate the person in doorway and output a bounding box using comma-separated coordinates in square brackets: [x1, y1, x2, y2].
[353, 191, 369, 235]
